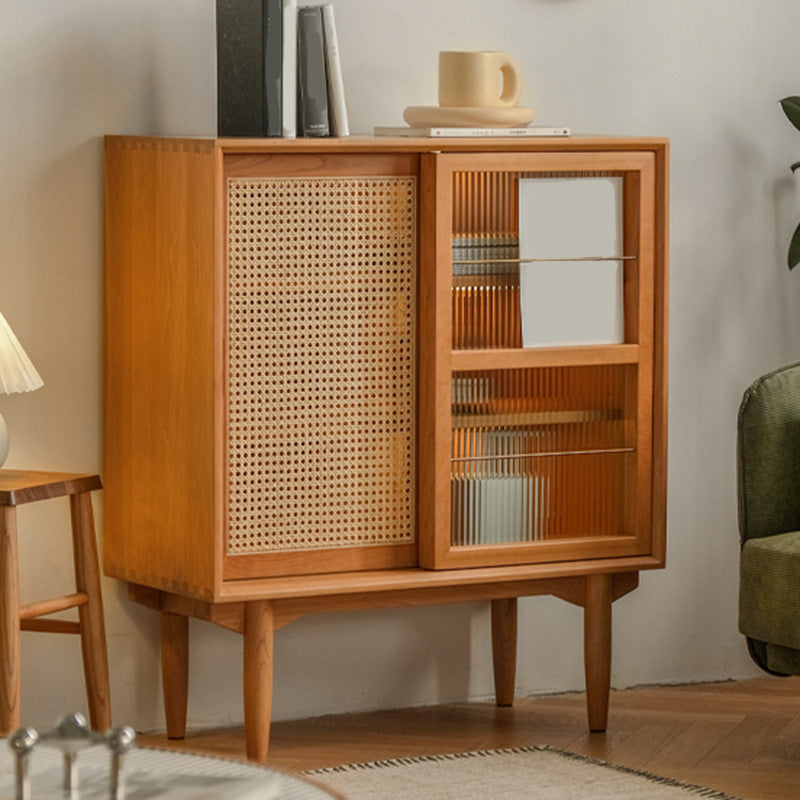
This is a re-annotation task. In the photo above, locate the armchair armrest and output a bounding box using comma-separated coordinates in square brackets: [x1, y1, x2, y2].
[738, 361, 800, 543]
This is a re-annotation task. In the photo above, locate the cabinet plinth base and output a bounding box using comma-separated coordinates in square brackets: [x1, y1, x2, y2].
[133, 569, 639, 763]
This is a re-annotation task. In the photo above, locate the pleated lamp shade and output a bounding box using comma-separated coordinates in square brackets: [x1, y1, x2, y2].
[0, 311, 43, 466]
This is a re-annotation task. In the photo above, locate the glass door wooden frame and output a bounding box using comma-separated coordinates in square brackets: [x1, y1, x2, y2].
[418, 150, 663, 570]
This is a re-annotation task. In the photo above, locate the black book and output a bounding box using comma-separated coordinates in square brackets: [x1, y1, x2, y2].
[296, 5, 330, 137]
[216, 0, 282, 137]
[263, 0, 282, 137]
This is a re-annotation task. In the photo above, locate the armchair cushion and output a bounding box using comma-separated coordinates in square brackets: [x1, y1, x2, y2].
[740, 530, 800, 652]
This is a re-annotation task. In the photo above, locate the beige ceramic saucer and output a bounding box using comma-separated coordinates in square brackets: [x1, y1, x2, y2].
[403, 105, 534, 128]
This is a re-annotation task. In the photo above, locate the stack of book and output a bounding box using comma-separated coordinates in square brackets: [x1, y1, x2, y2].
[217, 0, 349, 138]
[451, 234, 519, 277]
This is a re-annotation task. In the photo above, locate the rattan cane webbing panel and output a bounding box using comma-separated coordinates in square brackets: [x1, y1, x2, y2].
[226, 176, 416, 554]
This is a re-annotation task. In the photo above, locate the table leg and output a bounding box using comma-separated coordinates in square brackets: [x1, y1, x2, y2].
[584, 573, 612, 732]
[70, 492, 112, 732]
[243, 600, 274, 763]
[491, 597, 517, 707]
[161, 612, 189, 739]
[0, 506, 19, 734]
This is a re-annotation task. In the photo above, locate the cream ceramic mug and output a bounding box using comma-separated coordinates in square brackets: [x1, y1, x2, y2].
[438, 51, 522, 108]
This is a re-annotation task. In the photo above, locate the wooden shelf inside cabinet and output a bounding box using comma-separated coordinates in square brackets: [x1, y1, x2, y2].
[103, 134, 668, 763]
[452, 408, 622, 429]
[450, 344, 641, 370]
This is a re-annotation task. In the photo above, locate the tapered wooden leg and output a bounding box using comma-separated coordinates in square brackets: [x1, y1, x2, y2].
[161, 612, 189, 739]
[70, 492, 112, 732]
[584, 573, 613, 732]
[0, 506, 20, 734]
[491, 597, 517, 707]
[243, 600, 274, 763]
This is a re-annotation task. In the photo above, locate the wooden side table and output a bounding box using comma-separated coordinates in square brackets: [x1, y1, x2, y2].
[0, 470, 111, 734]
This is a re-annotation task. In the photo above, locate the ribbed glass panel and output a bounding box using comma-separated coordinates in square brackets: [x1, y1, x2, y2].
[450, 365, 633, 546]
[452, 171, 520, 350]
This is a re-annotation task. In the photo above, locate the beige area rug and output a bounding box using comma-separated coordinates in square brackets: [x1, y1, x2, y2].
[307, 745, 742, 800]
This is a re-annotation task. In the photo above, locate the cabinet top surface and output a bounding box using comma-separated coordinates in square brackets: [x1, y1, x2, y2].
[104, 133, 669, 155]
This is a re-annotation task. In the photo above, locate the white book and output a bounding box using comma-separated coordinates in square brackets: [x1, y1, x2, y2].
[518, 177, 624, 348]
[374, 125, 571, 138]
[321, 3, 349, 136]
[281, 0, 297, 138]
[473, 477, 527, 544]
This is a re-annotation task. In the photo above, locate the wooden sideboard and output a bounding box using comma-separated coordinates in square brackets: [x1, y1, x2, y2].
[103, 134, 668, 762]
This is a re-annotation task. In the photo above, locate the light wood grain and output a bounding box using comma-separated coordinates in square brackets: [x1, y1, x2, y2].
[224, 151, 419, 178]
[19, 593, 87, 619]
[222, 545, 419, 583]
[103, 137, 219, 598]
[18, 619, 80, 634]
[490, 597, 517, 706]
[420, 150, 655, 177]
[450, 344, 640, 370]
[417, 151, 454, 571]
[0, 471, 101, 506]
[70, 490, 112, 732]
[213, 556, 661, 602]
[199, 134, 670, 155]
[583, 573, 612, 731]
[0, 472, 108, 733]
[650, 141, 670, 566]
[0, 506, 19, 734]
[161, 612, 189, 740]
[243, 601, 274, 763]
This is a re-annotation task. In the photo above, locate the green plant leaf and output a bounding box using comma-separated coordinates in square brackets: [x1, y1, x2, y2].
[788, 221, 800, 269]
[781, 97, 800, 132]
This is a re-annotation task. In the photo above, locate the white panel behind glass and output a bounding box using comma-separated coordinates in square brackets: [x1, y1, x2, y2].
[518, 177, 624, 347]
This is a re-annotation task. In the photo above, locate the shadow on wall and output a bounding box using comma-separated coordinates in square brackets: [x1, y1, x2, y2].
[271, 605, 476, 721]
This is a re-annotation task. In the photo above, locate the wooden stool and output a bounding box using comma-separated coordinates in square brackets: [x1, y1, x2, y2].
[0, 470, 111, 734]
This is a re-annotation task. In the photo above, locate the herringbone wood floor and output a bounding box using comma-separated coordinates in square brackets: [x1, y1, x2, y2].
[138, 677, 800, 799]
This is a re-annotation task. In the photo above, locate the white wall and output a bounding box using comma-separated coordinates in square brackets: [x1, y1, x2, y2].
[2, 0, 799, 733]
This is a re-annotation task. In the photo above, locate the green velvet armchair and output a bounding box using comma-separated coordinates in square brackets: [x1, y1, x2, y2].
[738, 361, 800, 675]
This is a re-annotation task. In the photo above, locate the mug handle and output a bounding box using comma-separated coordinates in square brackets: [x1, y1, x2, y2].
[498, 56, 522, 107]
